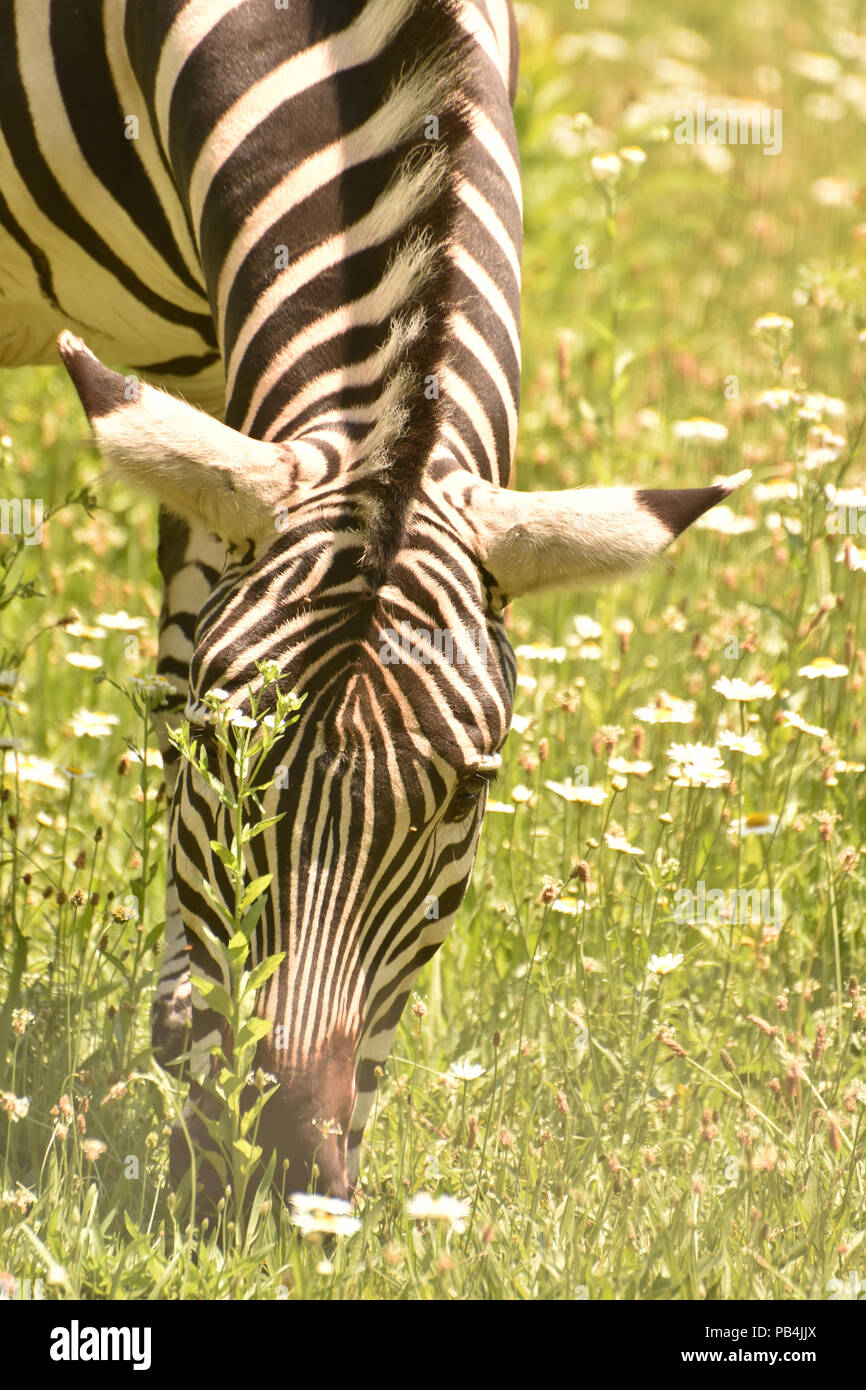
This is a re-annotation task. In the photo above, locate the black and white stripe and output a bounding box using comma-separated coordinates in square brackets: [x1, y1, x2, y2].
[3, 0, 747, 1197]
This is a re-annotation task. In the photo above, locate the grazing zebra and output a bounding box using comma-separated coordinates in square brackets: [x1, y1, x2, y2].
[0, 0, 747, 1200]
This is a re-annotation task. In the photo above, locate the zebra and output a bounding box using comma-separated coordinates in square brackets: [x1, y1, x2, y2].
[0, 0, 748, 1201]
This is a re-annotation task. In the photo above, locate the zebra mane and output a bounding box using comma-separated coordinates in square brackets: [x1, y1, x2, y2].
[345, 0, 476, 586]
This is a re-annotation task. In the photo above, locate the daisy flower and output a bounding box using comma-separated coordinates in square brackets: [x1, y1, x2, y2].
[633, 691, 696, 725]
[608, 756, 654, 777]
[69, 709, 120, 738]
[447, 1061, 486, 1083]
[780, 710, 828, 738]
[756, 388, 796, 410]
[673, 417, 728, 443]
[406, 1193, 470, 1232]
[289, 1192, 360, 1237]
[511, 784, 534, 804]
[713, 676, 775, 702]
[550, 897, 587, 916]
[3, 753, 66, 789]
[667, 742, 730, 789]
[590, 152, 622, 182]
[604, 831, 643, 855]
[752, 313, 793, 334]
[97, 610, 148, 631]
[797, 658, 848, 680]
[718, 730, 764, 756]
[545, 779, 607, 805]
[729, 812, 780, 837]
[694, 505, 757, 535]
[65, 652, 102, 670]
[62, 622, 106, 640]
[647, 953, 684, 975]
[573, 615, 602, 640]
[515, 644, 567, 663]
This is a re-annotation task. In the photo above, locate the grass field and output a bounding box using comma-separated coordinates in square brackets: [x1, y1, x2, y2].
[1, 0, 865, 1300]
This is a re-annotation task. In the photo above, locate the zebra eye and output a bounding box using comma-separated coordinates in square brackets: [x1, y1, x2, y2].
[445, 753, 502, 821]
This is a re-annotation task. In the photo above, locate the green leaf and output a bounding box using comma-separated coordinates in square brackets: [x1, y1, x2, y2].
[244, 952, 286, 996]
[235, 1016, 273, 1051]
[191, 974, 232, 1019]
[209, 839, 237, 870]
[233, 1138, 262, 1165]
[240, 874, 273, 914]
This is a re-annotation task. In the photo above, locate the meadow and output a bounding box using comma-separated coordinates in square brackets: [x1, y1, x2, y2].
[1, 0, 865, 1300]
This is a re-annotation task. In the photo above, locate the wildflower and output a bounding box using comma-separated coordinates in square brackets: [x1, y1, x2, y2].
[69, 709, 120, 738]
[673, 417, 728, 443]
[62, 622, 106, 640]
[747, 1014, 778, 1038]
[667, 742, 730, 789]
[696, 504, 758, 535]
[633, 691, 696, 724]
[545, 779, 607, 805]
[607, 756, 653, 777]
[798, 392, 846, 421]
[406, 1193, 470, 1232]
[510, 784, 534, 804]
[618, 145, 647, 166]
[484, 800, 514, 815]
[780, 710, 828, 738]
[604, 831, 643, 856]
[515, 644, 567, 663]
[797, 657, 848, 679]
[11, 1008, 35, 1035]
[3, 753, 66, 789]
[573, 615, 602, 640]
[717, 730, 764, 757]
[1, 1185, 36, 1213]
[550, 896, 586, 916]
[0, 1092, 30, 1120]
[838, 540, 866, 572]
[752, 313, 793, 334]
[96, 610, 147, 631]
[754, 479, 799, 503]
[289, 1192, 360, 1237]
[713, 676, 775, 702]
[229, 712, 258, 729]
[447, 1060, 486, 1083]
[65, 652, 102, 670]
[810, 177, 857, 207]
[590, 152, 622, 182]
[647, 953, 684, 975]
[510, 713, 533, 736]
[81, 1138, 107, 1161]
[656, 1027, 687, 1058]
[129, 675, 178, 700]
[101, 1082, 128, 1105]
[730, 812, 780, 837]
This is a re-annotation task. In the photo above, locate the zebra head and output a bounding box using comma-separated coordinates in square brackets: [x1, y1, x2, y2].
[59, 332, 748, 1201]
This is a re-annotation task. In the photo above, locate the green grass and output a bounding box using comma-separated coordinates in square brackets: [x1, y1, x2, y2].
[1, 0, 865, 1299]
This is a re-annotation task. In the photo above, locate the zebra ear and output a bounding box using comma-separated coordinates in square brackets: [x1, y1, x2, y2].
[471, 472, 751, 597]
[57, 332, 290, 544]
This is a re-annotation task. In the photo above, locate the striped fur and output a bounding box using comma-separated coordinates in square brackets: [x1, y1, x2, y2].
[2, 0, 746, 1199]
